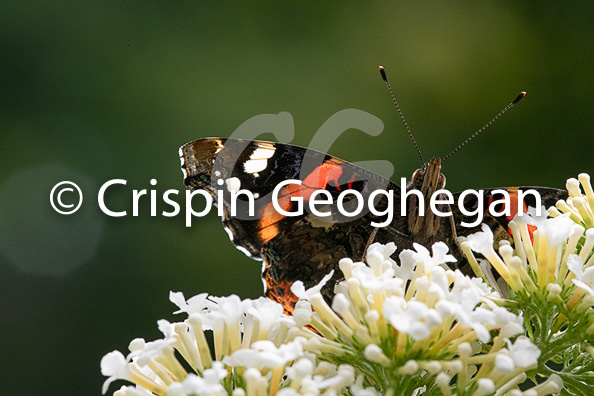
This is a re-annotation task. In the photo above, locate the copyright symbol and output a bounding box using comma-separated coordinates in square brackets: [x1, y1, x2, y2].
[50, 181, 83, 215]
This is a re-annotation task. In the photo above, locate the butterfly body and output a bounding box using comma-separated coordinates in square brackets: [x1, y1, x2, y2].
[180, 137, 567, 312]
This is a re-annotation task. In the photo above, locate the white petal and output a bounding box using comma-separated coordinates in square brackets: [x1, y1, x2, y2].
[466, 224, 494, 256]
[508, 337, 541, 368]
[494, 353, 515, 373]
[101, 350, 128, 377]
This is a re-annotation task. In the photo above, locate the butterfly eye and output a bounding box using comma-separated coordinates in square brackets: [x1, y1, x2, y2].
[438, 173, 447, 189]
[411, 169, 425, 189]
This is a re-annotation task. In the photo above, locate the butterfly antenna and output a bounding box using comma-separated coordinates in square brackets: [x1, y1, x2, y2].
[379, 66, 424, 165]
[442, 91, 526, 163]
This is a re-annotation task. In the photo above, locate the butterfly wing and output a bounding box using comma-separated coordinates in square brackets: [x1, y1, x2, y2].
[180, 138, 407, 311]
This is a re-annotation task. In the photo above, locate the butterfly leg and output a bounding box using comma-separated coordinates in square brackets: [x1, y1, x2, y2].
[445, 204, 472, 275]
[361, 224, 414, 262]
[382, 224, 413, 240]
[361, 227, 379, 262]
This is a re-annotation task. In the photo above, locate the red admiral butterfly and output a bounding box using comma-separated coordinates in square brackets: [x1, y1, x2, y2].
[179, 67, 567, 313]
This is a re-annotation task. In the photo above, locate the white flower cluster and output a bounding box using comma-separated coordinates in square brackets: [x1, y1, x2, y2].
[553, 173, 594, 229]
[457, 174, 594, 393]
[101, 241, 563, 395]
[289, 242, 561, 394]
[101, 292, 369, 396]
[294, 241, 516, 345]
[462, 174, 594, 316]
[103, 174, 594, 395]
[551, 174, 594, 300]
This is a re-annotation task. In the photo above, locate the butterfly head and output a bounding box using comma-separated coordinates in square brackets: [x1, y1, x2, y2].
[407, 157, 447, 237]
[411, 157, 446, 195]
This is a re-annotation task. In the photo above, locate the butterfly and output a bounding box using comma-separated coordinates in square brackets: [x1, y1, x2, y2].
[179, 68, 567, 313]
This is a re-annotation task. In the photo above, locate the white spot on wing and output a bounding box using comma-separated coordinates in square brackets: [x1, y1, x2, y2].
[252, 147, 276, 159]
[225, 177, 241, 192]
[243, 146, 276, 174]
[244, 159, 268, 173]
[178, 147, 188, 178]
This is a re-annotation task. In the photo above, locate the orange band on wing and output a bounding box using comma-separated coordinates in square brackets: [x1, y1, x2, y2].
[256, 160, 346, 243]
[489, 188, 537, 240]
[264, 270, 299, 315]
[302, 159, 345, 196]
[507, 189, 537, 239]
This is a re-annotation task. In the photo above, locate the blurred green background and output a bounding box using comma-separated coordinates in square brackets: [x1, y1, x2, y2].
[1, 2, 593, 394]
